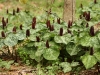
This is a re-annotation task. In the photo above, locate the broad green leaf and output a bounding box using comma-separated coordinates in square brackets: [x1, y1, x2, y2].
[4, 34, 18, 46]
[94, 51, 100, 62]
[35, 47, 45, 56]
[34, 42, 44, 47]
[35, 56, 43, 62]
[54, 34, 71, 44]
[30, 29, 40, 35]
[60, 62, 72, 73]
[42, 33, 51, 41]
[90, 37, 100, 48]
[71, 62, 79, 67]
[0, 39, 5, 49]
[28, 34, 36, 41]
[81, 54, 97, 69]
[80, 35, 91, 47]
[66, 43, 81, 56]
[29, 52, 35, 59]
[15, 31, 26, 40]
[43, 48, 60, 60]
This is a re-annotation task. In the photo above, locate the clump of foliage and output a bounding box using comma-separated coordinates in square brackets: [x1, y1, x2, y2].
[0, 0, 100, 74]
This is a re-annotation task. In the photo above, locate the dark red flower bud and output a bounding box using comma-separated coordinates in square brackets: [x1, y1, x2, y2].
[13, 9, 15, 15]
[49, 24, 51, 31]
[68, 20, 72, 28]
[46, 40, 49, 48]
[83, 12, 87, 17]
[46, 20, 50, 28]
[85, 11, 91, 21]
[67, 29, 71, 34]
[26, 29, 30, 37]
[80, 3, 83, 9]
[16, 7, 20, 13]
[94, 0, 97, 4]
[33, 17, 36, 23]
[49, 25, 54, 31]
[2, 17, 4, 23]
[51, 25, 54, 31]
[7, 9, 9, 14]
[1, 31, 6, 38]
[90, 47, 93, 55]
[36, 36, 40, 42]
[6, 18, 8, 23]
[2, 17, 6, 29]
[32, 22, 36, 29]
[57, 18, 60, 24]
[20, 24, 23, 30]
[13, 26, 16, 33]
[59, 28, 63, 36]
[32, 17, 36, 29]
[90, 26, 95, 36]
[86, 23, 89, 27]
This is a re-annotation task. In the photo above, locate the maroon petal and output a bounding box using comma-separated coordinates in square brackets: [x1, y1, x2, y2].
[46, 20, 50, 28]
[26, 29, 30, 37]
[57, 18, 60, 24]
[13, 26, 17, 33]
[7, 9, 9, 14]
[46, 40, 49, 48]
[6, 18, 8, 23]
[90, 26, 95, 36]
[90, 47, 93, 55]
[80, 3, 83, 9]
[1, 31, 6, 38]
[20, 24, 23, 30]
[13, 9, 15, 15]
[68, 20, 72, 28]
[36, 36, 40, 42]
[94, 0, 97, 4]
[86, 23, 89, 27]
[17, 7, 20, 13]
[59, 28, 63, 36]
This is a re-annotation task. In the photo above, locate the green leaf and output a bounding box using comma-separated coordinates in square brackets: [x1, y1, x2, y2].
[35, 47, 45, 57]
[0, 39, 5, 49]
[71, 62, 79, 67]
[80, 34, 91, 47]
[15, 31, 26, 40]
[54, 34, 71, 44]
[81, 54, 97, 69]
[43, 48, 60, 60]
[66, 43, 81, 56]
[60, 62, 72, 73]
[94, 51, 100, 62]
[29, 52, 35, 59]
[28, 34, 36, 41]
[35, 56, 43, 62]
[8, 60, 14, 64]
[90, 37, 100, 48]
[4, 34, 18, 46]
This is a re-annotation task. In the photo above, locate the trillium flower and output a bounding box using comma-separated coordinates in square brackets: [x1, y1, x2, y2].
[1, 31, 6, 38]
[36, 36, 40, 42]
[59, 28, 63, 36]
[13, 26, 17, 33]
[90, 26, 95, 36]
[20, 24, 23, 30]
[46, 40, 49, 48]
[26, 29, 30, 37]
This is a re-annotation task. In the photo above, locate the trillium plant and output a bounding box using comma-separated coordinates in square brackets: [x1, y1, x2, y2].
[0, 0, 100, 74]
